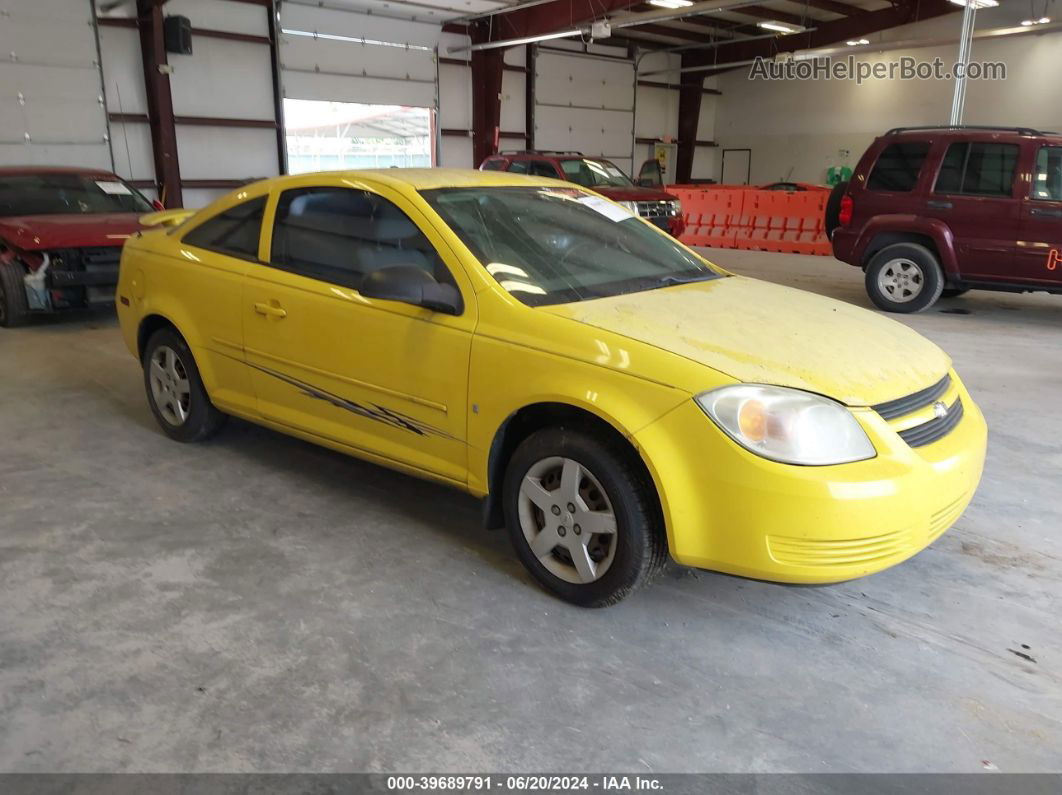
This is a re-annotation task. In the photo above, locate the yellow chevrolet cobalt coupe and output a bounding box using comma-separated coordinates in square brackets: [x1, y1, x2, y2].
[117, 169, 987, 607]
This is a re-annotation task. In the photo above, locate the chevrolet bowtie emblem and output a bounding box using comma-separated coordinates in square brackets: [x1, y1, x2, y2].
[933, 401, 948, 419]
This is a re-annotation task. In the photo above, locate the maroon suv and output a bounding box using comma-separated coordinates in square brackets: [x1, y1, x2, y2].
[829, 126, 1062, 313]
[480, 151, 685, 237]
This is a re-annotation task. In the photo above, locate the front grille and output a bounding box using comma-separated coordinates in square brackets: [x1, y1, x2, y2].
[636, 201, 674, 219]
[767, 528, 914, 567]
[897, 398, 964, 448]
[872, 374, 951, 420]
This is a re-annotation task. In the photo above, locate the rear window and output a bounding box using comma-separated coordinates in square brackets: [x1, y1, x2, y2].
[481, 159, 506, 171]
[867, 142, 930, 192]
[934, 142, 1018, 197]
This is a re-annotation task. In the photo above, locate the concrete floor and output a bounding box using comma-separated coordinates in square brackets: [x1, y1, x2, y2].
[1, 250, 1060, 774]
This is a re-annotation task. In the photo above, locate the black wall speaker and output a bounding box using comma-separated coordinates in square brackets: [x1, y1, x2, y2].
[163, 15, 193, 56]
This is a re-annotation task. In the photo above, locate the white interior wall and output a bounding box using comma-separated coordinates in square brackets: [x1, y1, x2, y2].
[0, 0, 112, 170]
[712, 9, 1062, 185]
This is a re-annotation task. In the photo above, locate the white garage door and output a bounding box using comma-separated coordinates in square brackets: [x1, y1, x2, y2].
[278, 2, 439, 108]
[534, 48, 634, 176]
[0, 0, 112, 170]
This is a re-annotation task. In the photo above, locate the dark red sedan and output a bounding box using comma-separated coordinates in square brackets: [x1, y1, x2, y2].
[0, 167, 158, 327]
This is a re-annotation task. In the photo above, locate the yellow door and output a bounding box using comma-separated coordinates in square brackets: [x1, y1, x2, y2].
[242, 181, 475, 483]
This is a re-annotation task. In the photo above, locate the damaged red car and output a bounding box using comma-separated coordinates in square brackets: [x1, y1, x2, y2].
[0, 167, 157, 327]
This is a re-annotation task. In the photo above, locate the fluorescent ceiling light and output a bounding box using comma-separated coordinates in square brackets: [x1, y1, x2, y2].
[1020, 15, 1051, 24]
[846, 38, 870, 45]
[947, 0, 999, 7]
[758, 21, 802, 33]
[649, 0, 694, 7]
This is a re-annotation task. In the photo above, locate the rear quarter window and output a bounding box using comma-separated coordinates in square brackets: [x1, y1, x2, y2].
[867, 142, 931, 192]
[481, 159, 506, 171]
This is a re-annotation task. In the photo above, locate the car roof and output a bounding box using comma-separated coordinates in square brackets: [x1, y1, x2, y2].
[257, 168, 572, 191]
[0, 165, 121, 178]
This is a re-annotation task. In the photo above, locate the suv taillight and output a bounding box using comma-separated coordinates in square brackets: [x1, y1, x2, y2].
[838, 194, 853, 227]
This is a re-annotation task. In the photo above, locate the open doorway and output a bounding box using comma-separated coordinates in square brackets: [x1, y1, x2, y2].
[284, 99, 433, 174]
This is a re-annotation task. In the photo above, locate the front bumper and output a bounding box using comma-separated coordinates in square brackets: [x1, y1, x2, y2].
[634, 372, 987, 584]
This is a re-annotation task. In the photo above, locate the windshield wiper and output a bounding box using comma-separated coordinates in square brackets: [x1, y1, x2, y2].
[653, 272, 717, 288]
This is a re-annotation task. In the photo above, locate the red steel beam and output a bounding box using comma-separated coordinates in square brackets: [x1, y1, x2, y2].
[136, 0, 182, 207]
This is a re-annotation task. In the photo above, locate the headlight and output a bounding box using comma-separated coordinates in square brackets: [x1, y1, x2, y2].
[695, 384, 876, 466]
[618, 200, 639, 215]
[668, 199, 682, 216]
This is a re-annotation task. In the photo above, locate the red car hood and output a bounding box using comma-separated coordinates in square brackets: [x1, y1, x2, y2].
[593, 185, 676, 202]
[0, 213, 143, 251]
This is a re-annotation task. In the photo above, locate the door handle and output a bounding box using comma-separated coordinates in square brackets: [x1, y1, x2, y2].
[926, 200, 953, 209]
[253, 301, 287, 319]
[1030, 207, 1062, 218]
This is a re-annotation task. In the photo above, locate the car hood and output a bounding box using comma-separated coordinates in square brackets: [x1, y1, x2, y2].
[594, 185, 676, 202]
[0, 213, 143, 250]
[542, 276, 951, 406]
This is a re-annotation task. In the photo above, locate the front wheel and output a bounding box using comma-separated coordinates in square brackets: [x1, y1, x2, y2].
[502, 427, 668, 607]
[864, 243, 945, 313]
[143, 327, 226, 442]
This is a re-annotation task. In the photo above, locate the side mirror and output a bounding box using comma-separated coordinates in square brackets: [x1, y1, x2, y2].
[151, 199, 165, 211]
[360, 265, 462, 315]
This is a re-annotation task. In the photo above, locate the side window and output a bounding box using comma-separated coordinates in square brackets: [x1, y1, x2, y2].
[934, 142, 1018, 197]
[182, 196, 266, 260]
[1032, 147, 1062, 201]
[528, 160, 560, 178]
[867, 142, 930, 192]
[508, 160, 530, 174]
[481, 159, 506, 171]
[268, 187, 453, 290]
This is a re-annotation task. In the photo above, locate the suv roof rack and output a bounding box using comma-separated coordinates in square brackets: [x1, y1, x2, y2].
[884, 125, 1057, 136]
[498, 149, 584, 156]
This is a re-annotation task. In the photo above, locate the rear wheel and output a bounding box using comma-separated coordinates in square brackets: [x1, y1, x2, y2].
[503, 427, 668, 607]
[142, 327, 226, 442]
[865, 242, 945, 313]
[0, 260, 29, 328]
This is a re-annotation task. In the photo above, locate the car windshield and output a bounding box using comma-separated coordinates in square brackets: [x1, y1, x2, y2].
[0, 174, 154, 217]
[422, 186, 721, 306]
[559, 159, 634, 188]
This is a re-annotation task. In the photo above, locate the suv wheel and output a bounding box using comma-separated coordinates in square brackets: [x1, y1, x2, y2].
[865, 243, 945, 313]
[0, 260, 30, 328]
[503, 427, 668, 607]
[143, 327, 226, 442]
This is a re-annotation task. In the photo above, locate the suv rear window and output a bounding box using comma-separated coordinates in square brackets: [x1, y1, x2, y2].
[934, 142, 1018, 197]
[867, 142, 930, 192]
[481, 159, 506, 171]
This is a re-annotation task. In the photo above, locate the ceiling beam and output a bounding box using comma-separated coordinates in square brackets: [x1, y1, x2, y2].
[684, 0, 958, 70]
[728, 5, 813, 26]
[799, 0, 863, 16]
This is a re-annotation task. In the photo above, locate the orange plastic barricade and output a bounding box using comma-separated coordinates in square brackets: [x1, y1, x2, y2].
[676, 187, 831, 255]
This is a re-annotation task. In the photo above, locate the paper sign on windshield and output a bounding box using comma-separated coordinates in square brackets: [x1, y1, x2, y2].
[96, 181, 132, 195]
[576, 195, 633, 222]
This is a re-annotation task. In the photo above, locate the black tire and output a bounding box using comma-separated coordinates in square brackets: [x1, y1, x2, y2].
[942, 287, 969, 298]
[864, 242, 945, 314]
[823, 180, 849, 238]
[0, 260, 30, 328]
[502, 426, 668, 607]
[142, 326, 226, 442]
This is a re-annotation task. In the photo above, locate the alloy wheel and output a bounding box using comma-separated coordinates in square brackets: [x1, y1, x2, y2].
[517, 456, 618, 585]
[877, 258, 925, 303]
[149, 345, 192, 426]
